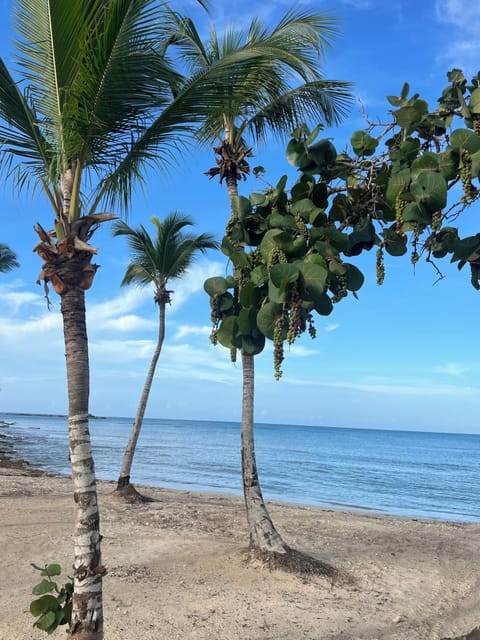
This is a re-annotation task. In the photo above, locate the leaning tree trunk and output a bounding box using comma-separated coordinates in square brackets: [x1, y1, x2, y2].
[115, 301, 166, 501]
[219, 142, 290, 555]
[61, 288, 104, 640]
[241, 351, 290, 554]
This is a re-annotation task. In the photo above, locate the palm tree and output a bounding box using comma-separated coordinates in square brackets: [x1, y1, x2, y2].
[0, 1, 296, 636]
[112, 213, 218, 502]
[168, 9, 353, 558]
[0, 244, 19, 272]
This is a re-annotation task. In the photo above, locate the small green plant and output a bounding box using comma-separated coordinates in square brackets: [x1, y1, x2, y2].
[30, 563, 73, 634]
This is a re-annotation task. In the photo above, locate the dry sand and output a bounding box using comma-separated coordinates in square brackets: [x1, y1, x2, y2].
[1, 462, 479, 640]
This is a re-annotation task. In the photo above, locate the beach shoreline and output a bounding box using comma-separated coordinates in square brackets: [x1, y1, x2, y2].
[2, 453, 480, 640]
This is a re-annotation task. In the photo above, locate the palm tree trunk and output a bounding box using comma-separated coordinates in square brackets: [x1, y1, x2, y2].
[115, 302, 166, 499]
[241, 349, 289, 553]
[221, 148, 289, 554]
[61, 288, 103, 640]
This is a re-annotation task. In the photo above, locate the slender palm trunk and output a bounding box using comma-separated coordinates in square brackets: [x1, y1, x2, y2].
[116, 302, 166, 496]
[241, 352, 289, 552]
[223, 154, 288, 553]
[61, 288, 103, 640]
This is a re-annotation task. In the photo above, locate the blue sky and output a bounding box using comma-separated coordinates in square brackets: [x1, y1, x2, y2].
[1, 0, 480, 433]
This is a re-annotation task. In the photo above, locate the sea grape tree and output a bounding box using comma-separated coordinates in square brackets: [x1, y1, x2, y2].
[205, 68, 480, 563]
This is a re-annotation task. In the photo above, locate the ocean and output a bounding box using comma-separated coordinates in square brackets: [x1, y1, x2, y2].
[1, 413, 479, 523]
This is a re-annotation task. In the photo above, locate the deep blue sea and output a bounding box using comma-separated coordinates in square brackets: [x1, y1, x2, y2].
[2, 413, 480, 522]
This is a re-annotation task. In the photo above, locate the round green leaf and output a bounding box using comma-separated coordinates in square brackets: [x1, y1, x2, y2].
[34, 611, 57, 632]
[218, 292, 234, 312]
[32, 580, 56, 596]
[314, 293, 333, 316]
[217, 316, 238, 349]
[256, 302, 283, 340]
[350, 131, 379, 156]
[231, 195, 252, 220]
[286, 138, 310, 169]
[344, 264, 365, 291]
[411, 153, 440, 180]
[469, 88, 480, 115]
[298, 262, 328, 301]
[410, 172, 447, 212]
[204, 276, 228, 296]
[307, 139, 337, 166]
[238, 308, 254, 334]
[385, 169, 411, 205]
[241, 334, 266, 355]
[438, 148, 459, 180]
[30, 595, 60, 617]
[450, 128, 480, 154]
[259, 229, 285, 261]
[269, 263, 300, 289]
[250, 192, 268, 206]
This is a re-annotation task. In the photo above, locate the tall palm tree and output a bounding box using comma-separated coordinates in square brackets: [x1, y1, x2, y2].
[0, 1, 295, 636]
[0, 244, 19, 272]
[112, 213, 218, 502]
[168, 9, 353, 557]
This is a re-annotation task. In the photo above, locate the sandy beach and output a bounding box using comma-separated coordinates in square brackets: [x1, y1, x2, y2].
[1, 459, 479, 640]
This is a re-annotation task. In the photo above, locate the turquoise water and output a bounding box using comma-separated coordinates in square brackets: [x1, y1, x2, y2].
[2, 413, 480, 522]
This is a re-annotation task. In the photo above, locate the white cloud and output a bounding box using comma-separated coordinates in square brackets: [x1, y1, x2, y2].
[90, 338, 155, 362]
[0, 280, 46, 312]
[434, 362, 470, 377]
[435, 0, 480, 73]
[325, 323, 340, 332]
[169, 259, 226, 310]
[173, 324, 212, 340]
[435, 0, 480, 30]
[101, 314, 157, 332]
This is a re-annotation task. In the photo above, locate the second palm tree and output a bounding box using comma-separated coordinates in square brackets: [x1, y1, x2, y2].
[113, 213, 218, 501]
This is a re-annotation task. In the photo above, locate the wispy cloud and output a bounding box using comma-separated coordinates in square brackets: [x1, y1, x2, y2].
[325, 323, 340, 332]
[173, 324, 212, 340]
[434, 362, 471, 377]
[434, 0, 480, 73]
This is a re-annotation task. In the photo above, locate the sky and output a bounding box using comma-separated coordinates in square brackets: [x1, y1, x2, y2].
[1, 0, 480, 433]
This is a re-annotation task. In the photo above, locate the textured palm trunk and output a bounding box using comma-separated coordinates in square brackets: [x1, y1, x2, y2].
[241, 352, 289, 552]
[116, 301, 166, 494]
[61, 288, 103, 640]
[224, 156, 288, 553]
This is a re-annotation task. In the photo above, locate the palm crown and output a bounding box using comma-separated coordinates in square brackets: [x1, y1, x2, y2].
[166, 7, 353, 179]
[113, 213, 218, 304]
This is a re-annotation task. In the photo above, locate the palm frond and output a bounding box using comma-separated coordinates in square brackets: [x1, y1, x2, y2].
[113, 212, 218, 293]
[0, 243, 20, 272]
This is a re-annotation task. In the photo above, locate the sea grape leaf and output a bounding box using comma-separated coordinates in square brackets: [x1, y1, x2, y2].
[410, 172, 447, 212]
[32, 580, 56, 596]
[298, 262, 328, 301]
[350, 131, 379, 156]
[30, 595, 60, 617]
[204, 277, 228, 296]
[256, 302, 283, 339]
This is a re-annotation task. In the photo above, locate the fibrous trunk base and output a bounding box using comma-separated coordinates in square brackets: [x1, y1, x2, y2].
[112, 477, 154, 504]
[247, 545, 348, 583]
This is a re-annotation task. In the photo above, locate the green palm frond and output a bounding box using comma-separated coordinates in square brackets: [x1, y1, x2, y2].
[166, 8, 353, 151]
[113, 212, 218, 295]
[0, 244, 20, 273]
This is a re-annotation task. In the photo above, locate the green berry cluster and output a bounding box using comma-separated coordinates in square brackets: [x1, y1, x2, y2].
[273, 314, 286, 380]
[411, 225, 420, 265]
[267, 246, 287, 270]
[431, 210, 442, 232]
[395, 193, 405, 232]
[307, 313, 316, 339]
[332, 275, 347, 303]
[286, 290, 302, 345]
[376, 246, 385, 285]
[294, 213, 307, 234]
[460, 152, 479, 204]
